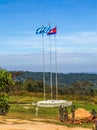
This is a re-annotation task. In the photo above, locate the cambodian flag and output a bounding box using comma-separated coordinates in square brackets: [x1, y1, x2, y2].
[47, 27, 57, 35]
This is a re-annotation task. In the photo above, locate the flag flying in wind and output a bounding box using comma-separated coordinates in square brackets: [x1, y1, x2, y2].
[44, 26, 51, 33]
[36, 26, 44, 34]
[47, 27, 57, 35]
[36, 26, 50, 35]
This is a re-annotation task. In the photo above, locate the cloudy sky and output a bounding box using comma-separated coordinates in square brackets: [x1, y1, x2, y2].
[0, 0, 97, 73]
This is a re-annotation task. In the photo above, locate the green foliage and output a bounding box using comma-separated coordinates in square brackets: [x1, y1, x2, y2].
[0, 69, 14, 93]
[7, 71, 97, 97]
[0, 93, 10, 115]
[71, 81, 94, 95]
[0, 68, 14, 115]
[12, 71, 97, 87]
[24, 78, 43, 92]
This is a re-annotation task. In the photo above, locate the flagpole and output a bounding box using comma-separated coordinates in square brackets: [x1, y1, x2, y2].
[49, 35, 53, 101]
[54, 34, 58, 100]
[42, 33, 46, 101]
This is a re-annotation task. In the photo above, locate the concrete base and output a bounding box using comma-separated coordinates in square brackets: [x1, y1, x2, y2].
[35, 100, 72, 107]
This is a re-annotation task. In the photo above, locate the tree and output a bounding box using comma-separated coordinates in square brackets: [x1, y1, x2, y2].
[24, 78, 38, 92]
[0, 69, 14, 93]
[0, 68, 14, 115]
[36, 80, 43, 92]
[72, 80, 94, 95]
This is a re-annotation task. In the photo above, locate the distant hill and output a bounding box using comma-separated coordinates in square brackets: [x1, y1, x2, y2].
[11, 71, 97, 87]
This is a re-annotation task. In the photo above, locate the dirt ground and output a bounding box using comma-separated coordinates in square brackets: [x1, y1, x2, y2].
[0, 108, 93, 130]
[0, 119, 91, 130]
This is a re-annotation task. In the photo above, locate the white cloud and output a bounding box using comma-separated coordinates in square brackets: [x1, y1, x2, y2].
[58, 31, 97, 44]
[0, 31, 97, 72]
[1, 31, 97, 54]
[56, 31, 97, 54]
[0, 51, 97, 73]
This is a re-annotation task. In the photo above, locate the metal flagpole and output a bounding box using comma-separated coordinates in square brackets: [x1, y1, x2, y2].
[36, 25, 47, 101]
[42, 33, 46, 101]
[49, 35, 53, 100]
[54, 34, 58, 100]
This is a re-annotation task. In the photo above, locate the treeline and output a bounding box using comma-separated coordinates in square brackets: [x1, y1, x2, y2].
[11, 71, 97, 87]
[5, 71, 97, 97]
[10, 78, 97, 96]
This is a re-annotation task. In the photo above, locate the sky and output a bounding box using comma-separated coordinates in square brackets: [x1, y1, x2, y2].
[0, 0, 97, 73]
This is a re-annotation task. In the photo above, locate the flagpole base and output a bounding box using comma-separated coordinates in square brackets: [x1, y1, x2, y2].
[33, 100, 72, 107]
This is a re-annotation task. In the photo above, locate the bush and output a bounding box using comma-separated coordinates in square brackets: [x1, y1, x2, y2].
[0, 93, 10, 115]
[0, 68, 14, 115]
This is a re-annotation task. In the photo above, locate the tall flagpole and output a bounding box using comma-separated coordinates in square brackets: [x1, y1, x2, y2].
[42, 33, 46, 101]
[36, 25, 47, 101]
[54, 34, 58, 100]
[49, 35, 53, 100]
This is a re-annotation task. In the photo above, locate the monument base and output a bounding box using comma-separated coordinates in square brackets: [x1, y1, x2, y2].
[35, 100, 72, 107]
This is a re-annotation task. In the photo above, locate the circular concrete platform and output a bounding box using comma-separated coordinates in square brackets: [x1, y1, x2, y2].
[35, 100, 72, 107]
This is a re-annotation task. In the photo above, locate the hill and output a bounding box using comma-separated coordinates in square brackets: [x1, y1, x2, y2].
[11, 71, 97, 87]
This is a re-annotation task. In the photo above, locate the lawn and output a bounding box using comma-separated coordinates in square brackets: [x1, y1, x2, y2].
[1, 94, 97, 129]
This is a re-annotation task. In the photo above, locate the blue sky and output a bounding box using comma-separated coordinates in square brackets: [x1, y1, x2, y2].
[0, 0, 97, 73]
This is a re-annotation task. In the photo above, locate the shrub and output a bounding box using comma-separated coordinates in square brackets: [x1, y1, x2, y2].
[0, 93, 10, 115]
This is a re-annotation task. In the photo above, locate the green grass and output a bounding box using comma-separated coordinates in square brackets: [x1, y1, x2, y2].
[74, 101, 97, 112]
[1, 94, 97, 128]
[8, 104, 59, 119]
[9, 95, 35, 104]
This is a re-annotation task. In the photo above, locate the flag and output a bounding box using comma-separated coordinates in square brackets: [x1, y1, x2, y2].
[36, 26, 44, 34]
[36, 26, 50, 35]
[47, 27, 57, 35]
[44, 26, 51, 33]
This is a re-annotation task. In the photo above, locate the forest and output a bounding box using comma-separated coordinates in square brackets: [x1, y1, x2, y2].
[8, 71, 97, 97]
[11, 71, 97, 86]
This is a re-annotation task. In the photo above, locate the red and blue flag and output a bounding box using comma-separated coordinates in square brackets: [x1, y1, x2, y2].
[47, 27, 57, 35]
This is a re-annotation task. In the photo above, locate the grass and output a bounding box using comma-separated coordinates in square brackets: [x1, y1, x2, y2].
[74, 101, 97, 112]
[1, 94, 97, 128]
[8, 104, 59, 119]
